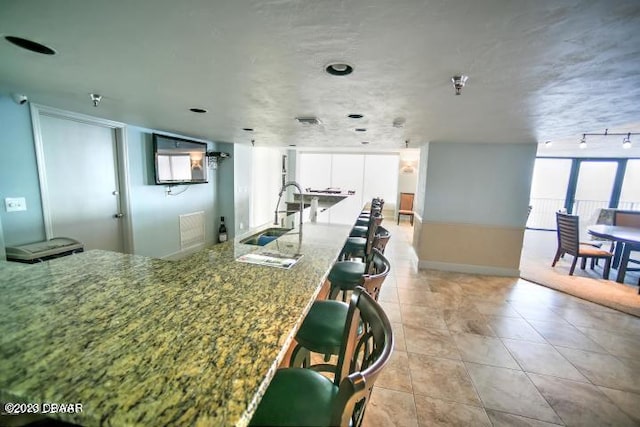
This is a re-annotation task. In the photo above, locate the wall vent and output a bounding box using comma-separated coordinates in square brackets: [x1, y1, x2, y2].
[179, 211, 205, 250]
[295, 116, 322, 125]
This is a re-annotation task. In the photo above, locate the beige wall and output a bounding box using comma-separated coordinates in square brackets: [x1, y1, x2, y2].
[413, 216, 524, 276]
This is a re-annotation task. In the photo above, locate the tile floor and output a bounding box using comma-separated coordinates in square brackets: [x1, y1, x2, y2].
[362, 222, 640, 427]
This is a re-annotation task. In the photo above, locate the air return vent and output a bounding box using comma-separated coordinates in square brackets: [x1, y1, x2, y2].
[180, 211, 205, 250]
[295, 117, 322, 125]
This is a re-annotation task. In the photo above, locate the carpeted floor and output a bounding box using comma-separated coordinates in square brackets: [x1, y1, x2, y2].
[520, 229, 640, 317]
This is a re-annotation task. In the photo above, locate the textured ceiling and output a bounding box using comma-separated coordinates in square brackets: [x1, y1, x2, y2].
[1, 0, 639, 152]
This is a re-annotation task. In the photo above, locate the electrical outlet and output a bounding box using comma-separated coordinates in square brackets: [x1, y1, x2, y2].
[5, 197, 27, 212]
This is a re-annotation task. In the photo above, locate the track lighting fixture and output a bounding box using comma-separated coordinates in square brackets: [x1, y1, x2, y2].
[579, 129, 638, 149]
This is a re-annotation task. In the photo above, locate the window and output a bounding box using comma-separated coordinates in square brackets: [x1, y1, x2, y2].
[528, 159, 571, 229]
[619, 160, 640, 210]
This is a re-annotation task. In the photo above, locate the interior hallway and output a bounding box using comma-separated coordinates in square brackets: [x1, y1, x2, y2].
[362, 222, 640, 426]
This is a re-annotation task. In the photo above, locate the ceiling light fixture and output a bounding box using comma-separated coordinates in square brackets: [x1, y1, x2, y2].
[325, 62, 353, 76]
[451, 75, 469, 95]
[90, 93, 102, 107]
[5, 36, 56, 55]
[189, 107, 207, 113]
[579, 129, 639, 149]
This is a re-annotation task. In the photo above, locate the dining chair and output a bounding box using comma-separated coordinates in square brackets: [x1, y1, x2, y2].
[250, 287, 394, 427]
[552, 212, 613, 279]
[397, 192, 415, 225]
[613, 211, 640, 288]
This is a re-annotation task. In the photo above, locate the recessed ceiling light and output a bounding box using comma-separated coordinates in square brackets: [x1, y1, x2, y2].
[189, 108, 207, 113]
[361, 141, 370, 145]
[5, 36, 56, 55]
[242, 128, 254, 132]
[355, 128, 367, 132]
[393, 117, 406, 128]
[348, 114, 364, 119]
[325, 62, 353, 76]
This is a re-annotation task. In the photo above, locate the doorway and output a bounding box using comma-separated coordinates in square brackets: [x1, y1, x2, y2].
[31, 105, 132, 253]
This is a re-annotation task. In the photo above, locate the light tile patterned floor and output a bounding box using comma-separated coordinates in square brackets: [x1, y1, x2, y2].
[362, 222, 640, 427]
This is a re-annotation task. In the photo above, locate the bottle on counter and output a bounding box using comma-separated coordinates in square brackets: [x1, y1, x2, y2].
[218, 216, 228, 243]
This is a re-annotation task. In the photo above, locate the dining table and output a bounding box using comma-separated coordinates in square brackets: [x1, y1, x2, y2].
[587, 224, 640, 286]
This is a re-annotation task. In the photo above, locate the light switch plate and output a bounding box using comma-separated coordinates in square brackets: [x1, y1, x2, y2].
[5, 197, 27, 212]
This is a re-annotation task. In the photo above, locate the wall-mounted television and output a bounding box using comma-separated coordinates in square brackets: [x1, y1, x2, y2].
[153, 133, 208, 185]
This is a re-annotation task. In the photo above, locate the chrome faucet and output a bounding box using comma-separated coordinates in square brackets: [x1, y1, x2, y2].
[274, 181, 304, 228]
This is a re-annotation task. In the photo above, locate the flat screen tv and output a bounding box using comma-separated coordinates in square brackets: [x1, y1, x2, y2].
[153, 133, 208, 185]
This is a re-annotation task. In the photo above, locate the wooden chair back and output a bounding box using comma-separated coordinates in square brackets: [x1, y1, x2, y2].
[399, 193, 414, 212]
[614, 211, 640, 228]
[556, 212, 580, 256]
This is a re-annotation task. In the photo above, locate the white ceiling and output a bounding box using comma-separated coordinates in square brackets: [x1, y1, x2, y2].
[1, 0, 639, 152]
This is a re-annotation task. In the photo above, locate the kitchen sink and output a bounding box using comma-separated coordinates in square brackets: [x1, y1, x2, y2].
[240, 227, 293, 246]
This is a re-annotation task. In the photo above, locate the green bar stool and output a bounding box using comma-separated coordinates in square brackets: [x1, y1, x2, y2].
[341, 213, 382, 262]
[330, 248, 390, 300]
[349, 225, 368, 237]
[290, 253, 390, 367]
[249, 287, 394, 427]
[360, 197, 384, 215]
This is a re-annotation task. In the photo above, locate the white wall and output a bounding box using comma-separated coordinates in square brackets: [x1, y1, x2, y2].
[398, 149, 420, 194]
[234, 144, 252, 234]
[414, 143, 429, 218]
[422, 142, 536, 227]
[251, 147, 287, 227]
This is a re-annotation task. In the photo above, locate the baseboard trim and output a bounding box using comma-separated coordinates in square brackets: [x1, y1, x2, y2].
[418, 260, 520, 277]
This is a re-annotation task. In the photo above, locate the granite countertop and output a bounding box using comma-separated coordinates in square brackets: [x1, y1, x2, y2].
[0, 212, 352, 426]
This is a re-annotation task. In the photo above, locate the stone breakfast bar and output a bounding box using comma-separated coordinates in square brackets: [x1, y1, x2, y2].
[0, 205, 353, 426]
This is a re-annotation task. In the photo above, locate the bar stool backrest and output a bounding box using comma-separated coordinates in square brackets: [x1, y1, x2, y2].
[372, 226, 391, 254]
[362, 248, 391, 301]
[331, 287, 394, 427]
[364, 211, 383, 264]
